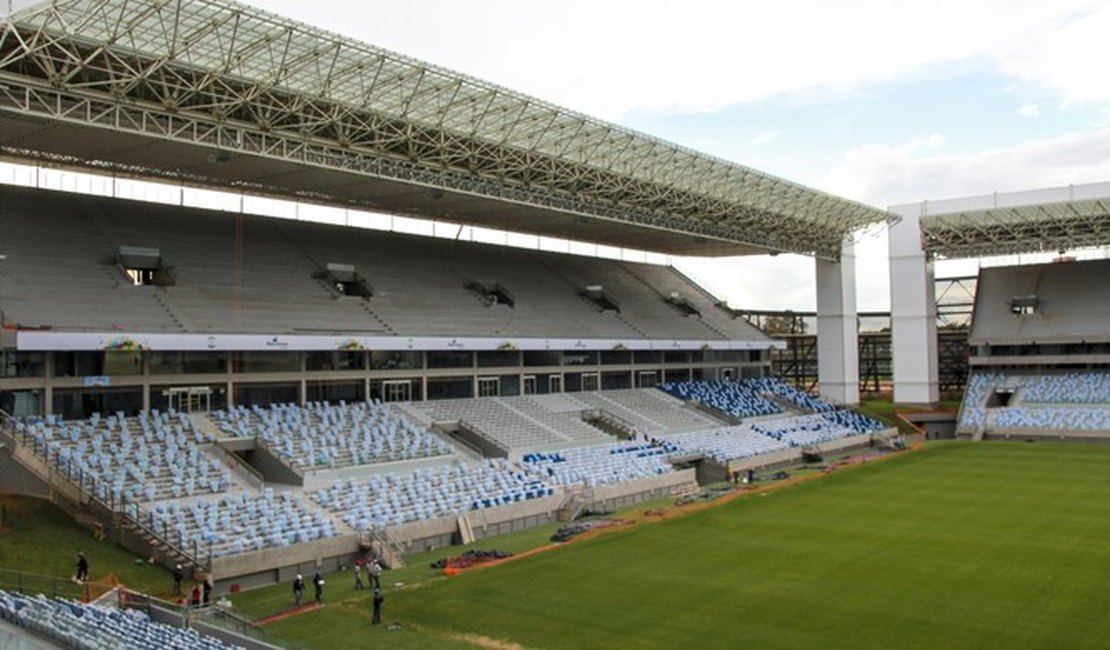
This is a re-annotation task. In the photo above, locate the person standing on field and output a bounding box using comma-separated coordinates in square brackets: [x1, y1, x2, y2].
[370, 559, 382, 589]
[313, 570, 325, 604]
[372, 588, 384, 625]
[292, 574, 304, 606]
[354, 559, 365, 590]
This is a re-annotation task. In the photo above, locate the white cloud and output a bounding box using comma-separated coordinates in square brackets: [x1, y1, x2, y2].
[1017, 103, 1041, 117]
[750, 130, 781, 146]
[678, 130, 1110, 312]
[823, 128, 1110, 207]
[993, 5, 1110, 105]
[245, 0, 1110, 120]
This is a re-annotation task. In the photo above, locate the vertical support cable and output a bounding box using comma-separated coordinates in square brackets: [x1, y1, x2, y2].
[233, 214, 244, 331]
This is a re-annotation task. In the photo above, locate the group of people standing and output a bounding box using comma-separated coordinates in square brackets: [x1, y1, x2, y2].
[169, 564, 214, 607]
[353, 557, 382, 591]
[292, 556, 385, 624]
[291, 570, 328, 606]
[77, 548, 385, 624]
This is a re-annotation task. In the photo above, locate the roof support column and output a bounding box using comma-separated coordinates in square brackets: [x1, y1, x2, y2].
[816, 239, 859, 405]
[889, 204, 938, 405]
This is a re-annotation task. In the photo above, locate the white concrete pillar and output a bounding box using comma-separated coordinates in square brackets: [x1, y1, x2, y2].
[888, 203, 939, 404]
[816, 239, 859, 405]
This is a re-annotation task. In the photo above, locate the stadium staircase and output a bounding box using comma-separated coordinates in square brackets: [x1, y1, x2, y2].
[277, 221, 398, 335]
[688, 401, 744, 426]
[191, 413, 225, 440]
[615, 263, 732, 339]
[580, 408, 640, 440]
[0, 414, 212, 574]
[531, 255, 649, 338]
[118, 517, 207, 575]
[763, 394, 811, 415]
[359, 528, 407, 569]
[557, 489, 594, 522]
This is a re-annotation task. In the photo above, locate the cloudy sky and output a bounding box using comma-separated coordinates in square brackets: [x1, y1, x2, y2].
[242, 0, 1110, 311]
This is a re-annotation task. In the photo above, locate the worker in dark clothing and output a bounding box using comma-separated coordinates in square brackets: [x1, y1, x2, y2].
[171, 564, 184, 597]
[371, 588, 384, 625]
[292, 574, 305, 606]
[202, 573, 214, 605]
[75, 553, 89, 583]
[313, 570, 325, 604]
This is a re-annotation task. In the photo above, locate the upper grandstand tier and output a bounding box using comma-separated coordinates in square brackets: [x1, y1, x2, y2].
[0, 185, 771, 347]
[0, 0, 889, 260]
[969, 259, 1110, 346]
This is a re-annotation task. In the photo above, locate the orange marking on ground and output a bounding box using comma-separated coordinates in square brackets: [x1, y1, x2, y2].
[256, 602, 322, 625]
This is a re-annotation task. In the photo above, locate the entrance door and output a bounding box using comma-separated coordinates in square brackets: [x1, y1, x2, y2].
[548, 375, 563, 394]
[477, 376, 500, 397]
[582, 373, 600, 392]
[637, 371, 658, 389]
[522, 375, 537, 395]
[383, 380, 413, 403]
[167, 386, 212, 413]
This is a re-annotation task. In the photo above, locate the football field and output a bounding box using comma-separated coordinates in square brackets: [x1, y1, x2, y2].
[257, 442, 1110, 649]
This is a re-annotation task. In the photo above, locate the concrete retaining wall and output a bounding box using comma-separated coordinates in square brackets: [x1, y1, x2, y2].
[211, 533, 361, 589]
[0, 433, 48, 497]
[302, 454, 460, 491]
[244, 445, 303, 486]
[587, 468, 697, 511]
[985, 428, 1110, 443]
[724, 430, 887, 473]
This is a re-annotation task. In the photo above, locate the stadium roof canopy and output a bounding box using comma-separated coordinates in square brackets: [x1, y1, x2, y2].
[914, 181, 1110, 259]
[0, 0, 889, 259]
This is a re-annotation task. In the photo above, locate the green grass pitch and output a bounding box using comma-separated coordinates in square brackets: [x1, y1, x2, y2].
[249, 442, 1110, 648]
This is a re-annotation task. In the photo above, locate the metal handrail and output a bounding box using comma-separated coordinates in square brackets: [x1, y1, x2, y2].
[456, 418, 509, 456]
[580, 408, 641, 438]
[0, 566, 92, 601]
[3, 416, 212, 571]
[207, 441, 265, 491]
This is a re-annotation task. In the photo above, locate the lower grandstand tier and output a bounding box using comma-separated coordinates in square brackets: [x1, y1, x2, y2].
[0, 381, 891, 588]
[959, 371, 1110, 437]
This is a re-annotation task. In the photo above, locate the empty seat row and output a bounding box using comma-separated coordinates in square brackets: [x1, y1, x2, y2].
[210, 400, 453, 472]
[662, 426, 790, 463]
[993, 407, 1110, 431]
[521, 441, 677, 488]
[0, 589, 240, 650]
[746, 377, 838, 413]
[751, 413, 878, 447]
[138, 489, 338, 559]
[311, 460, 555, 530]
[16, 410, 230, 503]
[657, 380, 783, 418]
[1018, 372, 1110, 405]
[959, 371, 1110, 433]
